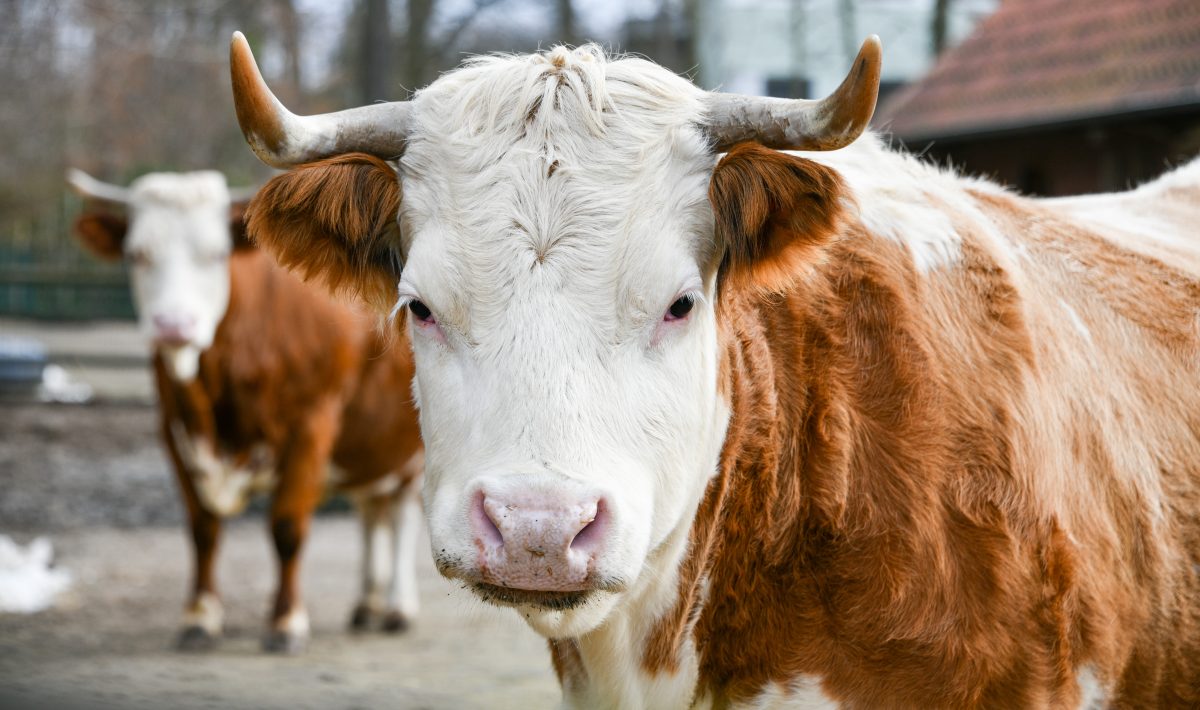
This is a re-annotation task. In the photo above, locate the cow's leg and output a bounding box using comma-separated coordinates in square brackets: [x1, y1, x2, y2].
[382, 477, 422, 632]
[349, 494, 385, 631]
[174, 468, 224, 651]
[180, 505, 223, 649]
[263, 404, 337, 654]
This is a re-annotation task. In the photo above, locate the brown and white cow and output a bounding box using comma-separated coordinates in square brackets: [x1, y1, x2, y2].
[228, 31, 1200, 706]
[69, 168, 423, 653]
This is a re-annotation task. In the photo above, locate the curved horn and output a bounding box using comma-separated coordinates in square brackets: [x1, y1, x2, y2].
[229, 31, 411, 169]
[703, 35, 882, 152]
[66, 168, 131, 206]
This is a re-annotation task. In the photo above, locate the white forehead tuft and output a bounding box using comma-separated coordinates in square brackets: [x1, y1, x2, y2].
[404, 44, 712, 196]
[129, 171, 231, 210]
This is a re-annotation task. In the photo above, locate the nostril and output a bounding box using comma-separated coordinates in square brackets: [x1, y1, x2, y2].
[569, 498, 607, 555]
[472, 492, 504, 549]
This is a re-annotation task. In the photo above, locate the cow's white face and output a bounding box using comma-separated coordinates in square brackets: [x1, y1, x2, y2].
[123, 172, 234, 381]
[396, 49, 729, 636]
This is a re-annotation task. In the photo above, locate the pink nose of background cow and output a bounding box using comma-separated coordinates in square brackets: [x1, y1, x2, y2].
[470, 490, 608, 592]
[152, 313, 196, 345]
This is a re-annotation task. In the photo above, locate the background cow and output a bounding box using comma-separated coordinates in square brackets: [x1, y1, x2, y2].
[69, 168, 423, 653]
[229, 30, 1200, 708]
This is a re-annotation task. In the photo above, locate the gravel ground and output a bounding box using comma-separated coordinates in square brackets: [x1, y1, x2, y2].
[0, 403, 560, 709]
[1, 403, 179, 529]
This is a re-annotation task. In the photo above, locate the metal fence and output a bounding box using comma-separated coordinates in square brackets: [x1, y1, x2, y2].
[0, 198, 135, 321]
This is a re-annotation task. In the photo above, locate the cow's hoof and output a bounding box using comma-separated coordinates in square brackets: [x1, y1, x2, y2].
[262, 629, 308, 654]
[177, 626, 218, 651]
[349, 604, 372, 632]
[381, 611, 411, 633]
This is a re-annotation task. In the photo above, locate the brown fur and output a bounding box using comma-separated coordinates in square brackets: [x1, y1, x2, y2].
[246, 153, 402, 312]
[635, 146, 1200, 707]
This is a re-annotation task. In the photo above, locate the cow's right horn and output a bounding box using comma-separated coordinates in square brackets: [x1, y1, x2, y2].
[230, 31, 411, 169]
[66, 168, 131, 206]
[702, 35, 882, 153]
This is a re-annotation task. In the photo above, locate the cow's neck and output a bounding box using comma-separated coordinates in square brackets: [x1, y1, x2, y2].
[553, 509, 706, 708]
[155, 250, 271, 443]
[551, 272, 845, 708]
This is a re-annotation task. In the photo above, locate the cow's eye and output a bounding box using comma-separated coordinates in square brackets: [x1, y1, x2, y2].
[665, 295, 695, 321]
[408, 299, 435, 324]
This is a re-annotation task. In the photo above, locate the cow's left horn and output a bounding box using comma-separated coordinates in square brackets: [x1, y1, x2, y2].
[230, 31, 411, 169]
[702, 35, 882, 152]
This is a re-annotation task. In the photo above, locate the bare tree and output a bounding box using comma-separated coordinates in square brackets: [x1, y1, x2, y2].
[362, 0, 394, 101]
[557, 0, 576, 44]
[273, 0, 303, 104]
[932, 0, 952, 56]
[838, 0, 857, 66]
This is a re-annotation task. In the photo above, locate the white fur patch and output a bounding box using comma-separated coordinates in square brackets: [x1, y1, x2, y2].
[170, 421, 275, 517]
[273, 606, 310, 636]
[1058, 299, 1092, 343]
[182, 590, 223, 635]
[161, 344, 202, 382]
[733, 677, 837, 709]
[799, 135, 977, 273]
[1076, 665, 1107, 710]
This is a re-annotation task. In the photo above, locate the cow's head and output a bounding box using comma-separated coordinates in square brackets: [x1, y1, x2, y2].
[231, 32, 879, 637]
[68, 169, 255, 381]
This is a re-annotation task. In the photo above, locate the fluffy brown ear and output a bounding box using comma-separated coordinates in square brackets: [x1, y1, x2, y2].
[73, 212, 129, 261]
[709, 142, 846, 292]
[246, 152, 401, 310]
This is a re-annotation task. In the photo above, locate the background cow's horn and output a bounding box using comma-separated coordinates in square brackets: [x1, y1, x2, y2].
[702, 35, 882, 153]
[66, 168, 131, 206]
[229, 31, 411, 169]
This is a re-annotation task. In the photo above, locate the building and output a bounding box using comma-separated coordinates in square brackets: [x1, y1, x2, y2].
[877, 0, 1200, 196]
[693, 0, 998, 102]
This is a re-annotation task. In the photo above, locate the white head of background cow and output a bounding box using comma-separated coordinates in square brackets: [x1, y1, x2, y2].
[231, 32, 880, 638]
[68, 169, 255, 381]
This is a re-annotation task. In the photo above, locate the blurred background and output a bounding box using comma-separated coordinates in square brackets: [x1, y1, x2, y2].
[2, 0, 1199, 708]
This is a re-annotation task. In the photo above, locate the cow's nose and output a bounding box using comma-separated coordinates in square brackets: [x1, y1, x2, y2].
[470, 489, 608, 592]
[152, 313, 196, 344]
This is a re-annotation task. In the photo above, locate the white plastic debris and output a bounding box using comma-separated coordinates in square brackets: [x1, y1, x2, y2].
[38, 364, 94, 404]
[0, 535, 72, 613]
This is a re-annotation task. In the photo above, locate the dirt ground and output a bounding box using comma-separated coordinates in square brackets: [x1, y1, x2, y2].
[0, 403, 560, 710]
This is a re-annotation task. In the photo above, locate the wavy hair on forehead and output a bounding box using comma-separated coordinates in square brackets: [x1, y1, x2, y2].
[409, 44, 705, 157]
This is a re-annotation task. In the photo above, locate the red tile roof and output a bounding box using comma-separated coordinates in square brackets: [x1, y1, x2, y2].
[877, 0, 1200, 141]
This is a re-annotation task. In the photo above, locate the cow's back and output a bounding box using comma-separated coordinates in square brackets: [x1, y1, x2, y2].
[855, 153, 1200, 705]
